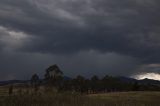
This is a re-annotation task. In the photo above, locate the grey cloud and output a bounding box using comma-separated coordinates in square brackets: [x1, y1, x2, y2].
[0, 0, 160, 79]
[132, 64, 160, 76]
[0, 50, 140, 80]
[0, 26, 32, 52]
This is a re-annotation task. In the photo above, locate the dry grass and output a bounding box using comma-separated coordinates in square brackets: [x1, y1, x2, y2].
[88, 91, 160, 106]
[0, 86, 160, 106]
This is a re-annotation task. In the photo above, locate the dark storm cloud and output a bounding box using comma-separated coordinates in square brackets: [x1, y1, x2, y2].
[0, 0, 160, 79]
[0, 0, 160, 60]
[0, 50, 140, 80]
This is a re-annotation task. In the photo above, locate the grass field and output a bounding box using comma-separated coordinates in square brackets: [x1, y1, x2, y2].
[0, 86, 160, 106]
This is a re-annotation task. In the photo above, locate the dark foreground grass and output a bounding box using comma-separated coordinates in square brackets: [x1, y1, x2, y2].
[0, 88, 160, 106]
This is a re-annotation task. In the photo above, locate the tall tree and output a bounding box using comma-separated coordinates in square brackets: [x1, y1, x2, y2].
[45, 64, 63, 79]
[44, 64, 64, 87]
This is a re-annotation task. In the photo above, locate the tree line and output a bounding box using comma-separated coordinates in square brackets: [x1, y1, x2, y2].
[29, 64, 160, 94]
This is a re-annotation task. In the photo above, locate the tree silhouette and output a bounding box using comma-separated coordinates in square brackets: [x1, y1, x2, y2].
[40, 64, 160, 93]
[45, 64, 63, 79]
[31, 74, 40, 92]
[132, 81, 139, 91]
[90, 75, 100, 93]
[8, 85, 13, 96]
[44, 64, 63, 88]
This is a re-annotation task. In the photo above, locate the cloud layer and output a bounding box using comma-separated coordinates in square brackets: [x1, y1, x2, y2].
[0, 0, 160, 79]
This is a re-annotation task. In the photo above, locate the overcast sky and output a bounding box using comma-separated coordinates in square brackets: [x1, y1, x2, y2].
[0, 0, 160, 80]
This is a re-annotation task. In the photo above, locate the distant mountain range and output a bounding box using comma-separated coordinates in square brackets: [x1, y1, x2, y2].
[117, 76, 160, 85]
[0, 80, 28, 86]
[0, 76, 160, 86]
